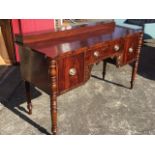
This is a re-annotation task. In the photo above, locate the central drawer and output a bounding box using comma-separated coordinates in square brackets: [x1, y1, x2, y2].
[86, 39, 124, 64]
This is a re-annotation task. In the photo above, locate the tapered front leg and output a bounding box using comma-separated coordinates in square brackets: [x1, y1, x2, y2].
[49, 60, 57, 135]
[130, 61, 138, 89]
[25, 81, 32, 114]
[102, 60, 107, 80]
[130, 32, 143, 89]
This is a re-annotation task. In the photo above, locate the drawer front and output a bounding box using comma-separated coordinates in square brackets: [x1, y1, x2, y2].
[86, 39, 124, 64]
[124, 34, 140, 63]
[58, 53, 84, 93]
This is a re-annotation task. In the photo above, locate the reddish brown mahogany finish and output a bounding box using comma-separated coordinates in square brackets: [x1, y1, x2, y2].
[49, 59, 57, 135]
[16, 21, 115, 44]
[58, 53, 84, 93]
[16, 22, 143, 134]
[130, 33, 143, 89]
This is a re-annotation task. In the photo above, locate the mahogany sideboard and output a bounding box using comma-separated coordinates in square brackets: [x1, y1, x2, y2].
[15, 21, 143, 134]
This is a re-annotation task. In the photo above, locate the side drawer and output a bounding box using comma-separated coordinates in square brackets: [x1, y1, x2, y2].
[58, 52, 84, 93]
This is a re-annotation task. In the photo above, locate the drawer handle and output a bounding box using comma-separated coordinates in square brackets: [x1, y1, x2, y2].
[69, 68, 77, 76]
[128, 47, 134, 53]
[114, 45, 120, 51]
[93, 51, 100, 57]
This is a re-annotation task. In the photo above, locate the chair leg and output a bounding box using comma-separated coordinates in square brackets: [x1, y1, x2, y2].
[102, 60, 107, 80]
[25, 81, 32, 114]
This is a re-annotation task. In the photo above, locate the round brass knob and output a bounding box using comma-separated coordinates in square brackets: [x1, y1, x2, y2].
[93, 51, 100, 57]
[128, 47, 134, 53]
[114, 45, 120, 51]
[69, 68, 77, 76]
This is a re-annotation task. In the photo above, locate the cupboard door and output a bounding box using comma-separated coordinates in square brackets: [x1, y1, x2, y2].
[58, 53, 84, 93]
[124, 34, 140, 64]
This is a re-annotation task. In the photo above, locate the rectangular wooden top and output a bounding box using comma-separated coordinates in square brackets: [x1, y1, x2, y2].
[15, 21, 142, 59]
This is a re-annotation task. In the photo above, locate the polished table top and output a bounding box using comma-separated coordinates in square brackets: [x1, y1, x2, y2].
[16, 23, 142, 59]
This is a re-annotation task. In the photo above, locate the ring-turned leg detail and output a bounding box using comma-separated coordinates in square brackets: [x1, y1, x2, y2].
[130, 32, 143, 89]
[49, 59, 57, 135]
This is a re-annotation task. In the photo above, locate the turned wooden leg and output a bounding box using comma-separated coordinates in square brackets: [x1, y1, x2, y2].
[25, 81, 32, 114]
[130, 32, 143, 89]
[102, 60, 107, 80]
[49, 60, 57, 135]
[50, 95, 57, 135]
[130, 60, 138, 89]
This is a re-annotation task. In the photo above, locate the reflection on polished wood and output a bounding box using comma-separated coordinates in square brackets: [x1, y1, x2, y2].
[15, 21, 143, 134]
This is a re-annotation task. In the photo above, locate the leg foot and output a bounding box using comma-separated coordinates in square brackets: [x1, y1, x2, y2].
[130, 81, 134, 89]
[52, 129, 57, 135]
[102, 60, 107, 80]
[25, 81, 32, 114]
[51, 99, 57, 135]
[27, 103, 32, 115]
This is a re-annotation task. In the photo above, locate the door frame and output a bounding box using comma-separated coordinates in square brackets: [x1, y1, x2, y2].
[0, 19, 16, 64]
